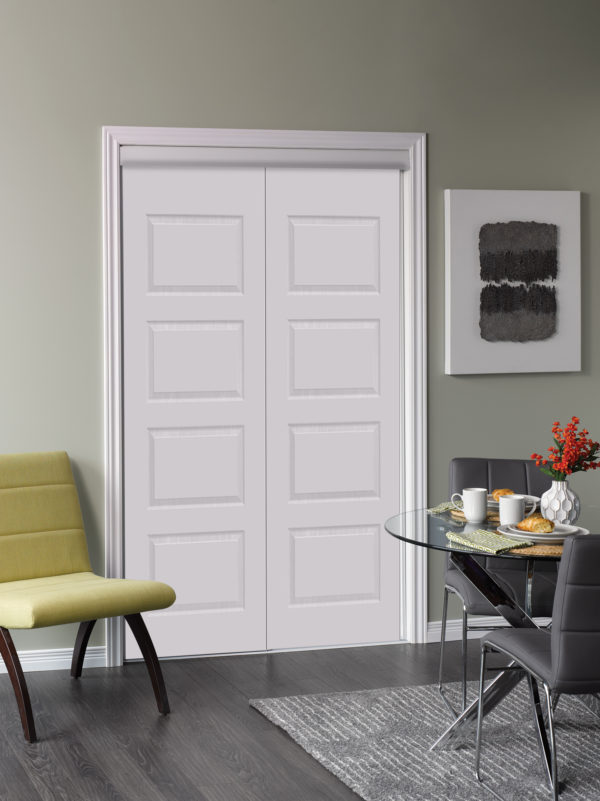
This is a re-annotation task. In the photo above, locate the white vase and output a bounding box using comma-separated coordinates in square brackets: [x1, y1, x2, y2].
[540, 480, 581, 524]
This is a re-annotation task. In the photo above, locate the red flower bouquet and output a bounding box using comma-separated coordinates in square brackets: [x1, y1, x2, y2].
[531, 417, 600, 481]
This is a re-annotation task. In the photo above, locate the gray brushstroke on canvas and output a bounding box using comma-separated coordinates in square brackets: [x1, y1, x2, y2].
[479, 220, 557, 254]
[480, 310, 557, 342]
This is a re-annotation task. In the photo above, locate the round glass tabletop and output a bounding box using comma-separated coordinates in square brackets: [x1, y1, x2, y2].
[384, 506, 600, 560]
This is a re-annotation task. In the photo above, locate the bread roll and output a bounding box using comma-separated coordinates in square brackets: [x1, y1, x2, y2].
[516, 515, 554, 534]
[492, 488, 514, 502]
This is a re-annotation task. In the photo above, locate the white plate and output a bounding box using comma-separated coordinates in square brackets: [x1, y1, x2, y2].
[487, 493, 540, 510]
[498, 522, 590, 544]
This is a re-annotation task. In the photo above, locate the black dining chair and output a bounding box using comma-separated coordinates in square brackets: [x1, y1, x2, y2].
[439, 458, 555, 714]
[475, 534, 600, 800]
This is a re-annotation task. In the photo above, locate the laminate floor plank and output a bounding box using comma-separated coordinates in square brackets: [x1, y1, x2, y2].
[283, 646, 415, 692]
[75, 664, 233, 799]
[0, 640, 479, 801]
[52, 671, 209, 801]
[170, 661, 361, 800]
[10, 670, 151, 801]
[193, 780, 266, 801]
[171, 660, 358, 800]
[123, 660, 316, 799]
[207, 650, 339, 700]
[6, 717, 125, 801]
[0, 686, 42, 801]
[169, 658, 276, 733]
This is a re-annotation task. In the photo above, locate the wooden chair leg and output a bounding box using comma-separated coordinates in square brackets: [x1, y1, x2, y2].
[124, 613, 170, 714]
[0, 628, 36, 742]
[71, 620, 97, 679]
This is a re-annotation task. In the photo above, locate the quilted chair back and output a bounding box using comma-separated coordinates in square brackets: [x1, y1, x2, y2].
[551, 534, 600, 693]
[448, 457, 556, 613]
[449, 457, 551, 499]
[0, 452, 91, 583]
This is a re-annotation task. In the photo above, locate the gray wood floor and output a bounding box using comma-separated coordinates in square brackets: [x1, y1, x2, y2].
[0, 641, 482, 801]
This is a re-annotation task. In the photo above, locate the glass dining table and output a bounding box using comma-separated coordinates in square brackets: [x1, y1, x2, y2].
[384, 506, 600, 775]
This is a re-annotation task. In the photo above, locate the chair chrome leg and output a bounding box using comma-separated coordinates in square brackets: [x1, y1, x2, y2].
[461, 606, 468, 711]
[527, 674, 554, 789]
[543, 683, 559, 801]
[437, 587, 459, 718]
[525, 558, 535, 617]
[475, 643, 488, 781]
[438, 587, 449, 692]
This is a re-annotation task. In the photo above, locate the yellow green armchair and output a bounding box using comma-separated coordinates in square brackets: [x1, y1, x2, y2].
[0, 451, 176, 742]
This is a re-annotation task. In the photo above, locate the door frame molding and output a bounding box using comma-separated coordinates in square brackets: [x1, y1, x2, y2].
[103, 126, 427, 666]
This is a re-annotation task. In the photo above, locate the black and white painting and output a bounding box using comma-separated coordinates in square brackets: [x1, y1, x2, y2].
[445, 190, 581, 375]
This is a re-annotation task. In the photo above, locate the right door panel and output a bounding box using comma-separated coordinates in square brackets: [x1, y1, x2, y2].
[266, 168, 401, 649]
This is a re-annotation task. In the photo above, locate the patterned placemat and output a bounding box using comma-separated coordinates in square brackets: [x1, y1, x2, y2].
[449, 509, 501, 524]
[446, 528, 533, 554]
[427, 500, 460, 514]
[507, 543, 563, 557]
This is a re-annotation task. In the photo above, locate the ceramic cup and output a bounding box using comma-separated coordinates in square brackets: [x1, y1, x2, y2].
[450, 487, 487, 524]
[499, 494, 536, 526]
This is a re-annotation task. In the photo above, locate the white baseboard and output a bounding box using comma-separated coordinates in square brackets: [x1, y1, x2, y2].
[0, 646, 107, 674]
[427, 617, 551, 643]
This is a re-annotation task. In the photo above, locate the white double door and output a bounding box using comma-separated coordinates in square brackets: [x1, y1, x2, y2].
[122, 162, 401, 658]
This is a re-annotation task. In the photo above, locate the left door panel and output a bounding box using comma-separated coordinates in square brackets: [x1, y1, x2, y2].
[122, 165, 266, 657]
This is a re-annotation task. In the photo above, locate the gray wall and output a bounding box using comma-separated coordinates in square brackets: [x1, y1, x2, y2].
[1, 0, 599, 650]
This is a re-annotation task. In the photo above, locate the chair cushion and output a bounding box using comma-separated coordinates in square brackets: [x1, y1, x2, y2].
[484, 628, 552, 684]
[447, 560, 556, 618]
[0, 572, 176, 629]
[484, 557, 557, 618]
[446, 567, 517, 616]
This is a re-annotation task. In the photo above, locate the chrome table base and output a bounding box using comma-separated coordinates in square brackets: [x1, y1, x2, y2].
[430, 552, 555, 782]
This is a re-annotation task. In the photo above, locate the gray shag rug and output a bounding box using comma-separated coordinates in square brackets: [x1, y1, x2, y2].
[250, 681, 600, 801]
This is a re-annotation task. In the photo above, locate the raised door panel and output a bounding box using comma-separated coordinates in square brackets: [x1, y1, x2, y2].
[122, 166, 266, 657]
[149, 322, 244, 400]
[289, 320, 380, 397]
[266, 168, 401, 649]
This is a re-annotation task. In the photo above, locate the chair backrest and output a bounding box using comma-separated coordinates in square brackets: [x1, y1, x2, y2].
[0, 451, 91, 583]
[551, 534, 600, 693]
[448, 458, 554, 578]
[449, 457, 551, 497]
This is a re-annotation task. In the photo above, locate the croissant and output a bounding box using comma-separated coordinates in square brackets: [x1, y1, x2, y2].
[492, 488, 514, 502]
[517, 515, 554, 534]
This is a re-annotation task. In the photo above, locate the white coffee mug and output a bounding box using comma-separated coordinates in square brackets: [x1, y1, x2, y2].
[499, 494, 536, 526]
[451, 487, 487, 524]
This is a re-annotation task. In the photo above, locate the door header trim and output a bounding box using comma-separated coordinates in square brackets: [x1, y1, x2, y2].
[109, 125, 423, 150]
[120, 145, 411, 170]
[116, 127, 420, 169]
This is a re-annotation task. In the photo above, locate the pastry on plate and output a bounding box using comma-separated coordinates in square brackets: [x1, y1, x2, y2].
[517, 515, 554, 534]
[492, 488, 514, 502]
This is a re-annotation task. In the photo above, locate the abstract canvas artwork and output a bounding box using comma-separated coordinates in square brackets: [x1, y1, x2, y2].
[479, 221, 557, 343]
[445, 190, 581, 375]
